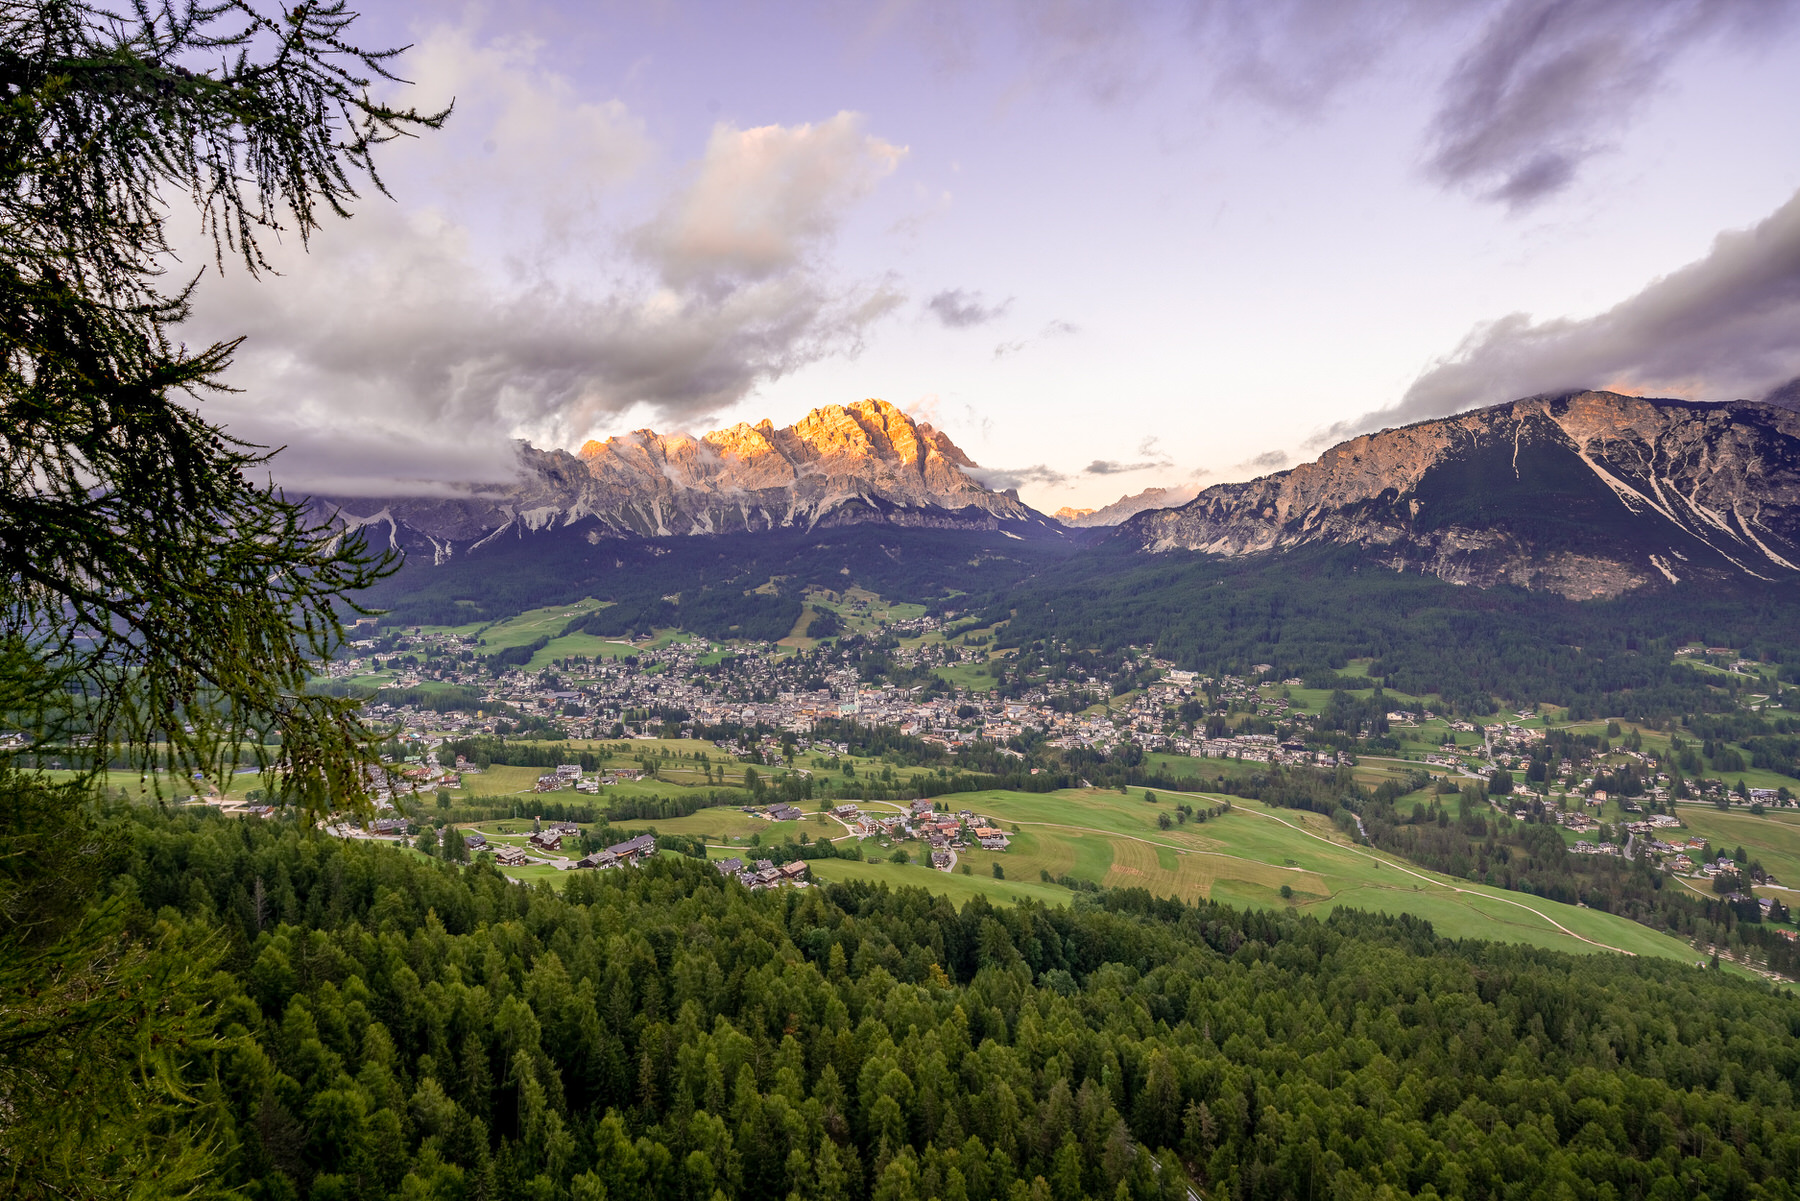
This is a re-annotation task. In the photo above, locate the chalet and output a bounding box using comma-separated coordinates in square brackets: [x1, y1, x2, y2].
[930, 850, 952, 870]
[715, 857, 744, 875]
[462, 831, 487, 849]
[370, 817, 410, 837]
[910, 799, 935, 817]
[555, 764, 582, 781]
[534, 774, 561, 793]
[833, 804, 860, 820]
[779, 861, 808, 881]
[606, 833, 657, 863]
[546, 821, 581, 838]
[528, 830, 562, 851]
[768, 803, 804, 822]
[496, 845, 528, 867]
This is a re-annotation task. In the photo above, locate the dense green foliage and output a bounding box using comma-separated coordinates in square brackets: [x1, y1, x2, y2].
[1202, 763, 1800, 980]
[1356, 784, 1800, 979]
[2, 3, 445, 1194]
[111, 809, 1800, 1201]
[364, 526, 1064, 635]
[370, 520, 1800, 720]
[990, 547, 1800, 720]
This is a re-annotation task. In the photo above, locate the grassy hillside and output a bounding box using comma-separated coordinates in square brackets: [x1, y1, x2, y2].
[783, 787, 1751, 973]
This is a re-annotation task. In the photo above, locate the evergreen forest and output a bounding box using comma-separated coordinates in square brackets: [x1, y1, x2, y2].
[100, 809, 1800, 1201]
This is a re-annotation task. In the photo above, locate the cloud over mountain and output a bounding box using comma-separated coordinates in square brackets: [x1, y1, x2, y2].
[183, 31, 906, 497]
[1334, 186, 1800, 436]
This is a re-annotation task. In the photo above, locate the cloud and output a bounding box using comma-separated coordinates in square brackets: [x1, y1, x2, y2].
[1332, 186, 1800, 436]
[1425, 0, 1791, 207]
[634, 112, 906, 283]
[926, 288, 1012, 328]
[397, 26, 652, 242]
[192, 202, 903, 495]
[176, 33, 908, 497]
[1234, 450, 1290, 473]
[967, 463, 1071, 490]
[896, 1, 1792, 207]
[994, 318, 1080, 358]
[1188, 0, 1457, 116]
[1085, 457, 1171, 475]
[1765, 377, 1800, 412]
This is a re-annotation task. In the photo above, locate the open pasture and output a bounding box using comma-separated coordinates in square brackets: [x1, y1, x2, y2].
[817, 785, 1725, 968]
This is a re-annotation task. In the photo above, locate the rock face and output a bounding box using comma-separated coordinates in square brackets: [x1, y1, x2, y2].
[1119, 392, 1800, 599]
[1057, 484, 1202, 528]
[321, 399, 1051, 555]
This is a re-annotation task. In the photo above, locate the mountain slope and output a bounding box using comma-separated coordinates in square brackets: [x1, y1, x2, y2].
[322, 399, 1055, 559]
[1118, 392, 1800, 598]
[1056, 483, 1202, 527]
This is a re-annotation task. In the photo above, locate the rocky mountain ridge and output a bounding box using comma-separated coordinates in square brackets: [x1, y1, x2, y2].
[323, 399, 1053, 557]
[1056, 483, 1203, 528]
[1118, 392, 1800, 598]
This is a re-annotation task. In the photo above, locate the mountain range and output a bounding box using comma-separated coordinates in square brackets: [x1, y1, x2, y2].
[326, 399, 1050, 563]
[1054, 484, 1202, 528]
[324, 390, 1800, 608]
[1118, 391, 1800, 599]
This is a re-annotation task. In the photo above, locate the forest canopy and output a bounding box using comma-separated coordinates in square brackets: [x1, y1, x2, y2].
[102, 808, 1800, 1201]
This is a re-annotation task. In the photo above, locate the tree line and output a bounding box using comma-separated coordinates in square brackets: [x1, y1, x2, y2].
[96, 808, 1800, 1201]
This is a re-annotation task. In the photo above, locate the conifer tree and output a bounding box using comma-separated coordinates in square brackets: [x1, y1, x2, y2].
[1, 4, 443, 1194]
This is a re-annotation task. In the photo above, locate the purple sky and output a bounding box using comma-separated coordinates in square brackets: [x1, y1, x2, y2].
[185, 0, 1800, 509]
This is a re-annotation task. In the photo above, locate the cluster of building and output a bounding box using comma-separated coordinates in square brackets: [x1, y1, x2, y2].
[713, 856, 810, 889]
[859, 799, 1010, 855]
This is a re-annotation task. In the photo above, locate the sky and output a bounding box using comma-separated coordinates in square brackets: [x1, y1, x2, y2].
[183, 0, 1800, 510]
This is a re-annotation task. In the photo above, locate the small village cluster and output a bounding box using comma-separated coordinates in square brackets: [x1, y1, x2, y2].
[748, 797, 1012, 853]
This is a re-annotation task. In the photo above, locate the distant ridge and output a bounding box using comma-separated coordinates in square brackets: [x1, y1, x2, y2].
[1117, 391, 1800, 598]
[1056, 483, 1202, 528]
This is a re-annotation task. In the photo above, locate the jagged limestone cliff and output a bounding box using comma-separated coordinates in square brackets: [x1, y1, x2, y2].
[323, 399, 1049, 555]
[1121, 392, 1800, 598]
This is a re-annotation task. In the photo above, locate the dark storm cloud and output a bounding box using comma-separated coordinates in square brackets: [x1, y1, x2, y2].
[926, 288, 1013, 328]
[1328, 187, 1800, 437]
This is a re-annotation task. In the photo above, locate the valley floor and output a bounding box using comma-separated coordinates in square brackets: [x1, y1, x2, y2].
[551, 784, 1782, 983]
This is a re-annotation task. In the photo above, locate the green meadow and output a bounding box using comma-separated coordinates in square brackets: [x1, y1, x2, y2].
[797, 786, 1731, 971]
